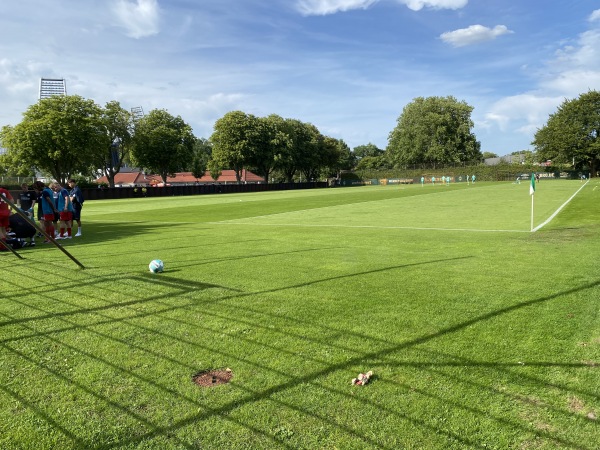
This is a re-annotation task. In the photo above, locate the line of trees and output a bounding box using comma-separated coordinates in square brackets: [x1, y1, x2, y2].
[2, 91, 598, 186]
[0, 96, 355, 186]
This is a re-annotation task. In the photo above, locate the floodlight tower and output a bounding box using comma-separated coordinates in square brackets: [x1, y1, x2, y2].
[39, 78, 67, 99]
[131, 106, 145, 121]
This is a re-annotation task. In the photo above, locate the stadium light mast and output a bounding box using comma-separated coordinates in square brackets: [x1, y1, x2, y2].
[131, 106, 144, 121]
[39, 78, 67, 100]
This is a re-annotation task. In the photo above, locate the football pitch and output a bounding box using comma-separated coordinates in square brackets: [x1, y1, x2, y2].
[1, 180, 599, 449]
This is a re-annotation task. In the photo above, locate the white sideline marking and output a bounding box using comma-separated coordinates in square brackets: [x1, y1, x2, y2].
[532, 180, 589, 232]
[209, 222, 529, 233]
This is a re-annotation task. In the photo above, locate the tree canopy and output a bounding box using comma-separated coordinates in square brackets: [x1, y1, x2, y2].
[189, 138, 212, 180]
[532, 90, 600, 175]
[96, 101, 134, 187]
[210, 111, 256, 182]
[0, 95, 105, 184]
[131, 109, 196, 183]
[386, 96, 481, 168]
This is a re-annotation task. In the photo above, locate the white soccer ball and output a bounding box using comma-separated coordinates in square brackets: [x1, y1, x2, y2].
[149, 259, 164, 273]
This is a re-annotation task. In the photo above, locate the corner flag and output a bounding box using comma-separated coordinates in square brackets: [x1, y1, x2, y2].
[530, 173, 536, 196]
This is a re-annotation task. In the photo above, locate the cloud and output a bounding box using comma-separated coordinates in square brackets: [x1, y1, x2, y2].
[402, 0, 467, 11]
[543, 30, 600, 90]
[111, 0, 160, 38]
[484, 94, 561, 134]
[440, 25, 513, 47]
[296, 0, 377, 15]
[589, 9, 600, 22]
[296, 0, 467, 16]
[481, 22, 600, 150]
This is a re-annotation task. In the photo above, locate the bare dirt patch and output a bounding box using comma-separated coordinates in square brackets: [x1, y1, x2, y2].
[192, 368, 233, 387]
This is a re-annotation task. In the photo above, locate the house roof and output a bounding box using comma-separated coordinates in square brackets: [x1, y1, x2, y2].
[96, 170, 264, 185]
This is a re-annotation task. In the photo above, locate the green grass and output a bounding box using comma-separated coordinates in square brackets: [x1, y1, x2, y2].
[1, 180, 599, 449]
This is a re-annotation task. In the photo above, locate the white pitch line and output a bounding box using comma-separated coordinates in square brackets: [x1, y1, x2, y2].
[208, 221, 529, 233]
[532, 180, 589, 232]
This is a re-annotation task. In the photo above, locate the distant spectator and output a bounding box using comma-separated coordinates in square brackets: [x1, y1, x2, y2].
[68, 179, 84, 237]
[18, 183, 37, 215]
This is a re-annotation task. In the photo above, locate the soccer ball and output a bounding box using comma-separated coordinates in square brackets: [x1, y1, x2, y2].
[149, 259, 164, 273]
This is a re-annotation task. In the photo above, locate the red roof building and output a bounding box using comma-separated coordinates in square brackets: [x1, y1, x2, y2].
[96, 170, 264, 187]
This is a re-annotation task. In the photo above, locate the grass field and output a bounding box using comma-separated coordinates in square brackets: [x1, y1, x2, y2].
[1, 180, 599, 449]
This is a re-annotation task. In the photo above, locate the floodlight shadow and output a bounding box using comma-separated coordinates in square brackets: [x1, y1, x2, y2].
[3, 268, 598, 448]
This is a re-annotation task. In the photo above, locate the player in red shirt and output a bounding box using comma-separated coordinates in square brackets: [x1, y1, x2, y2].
[0, 186, 15, 245]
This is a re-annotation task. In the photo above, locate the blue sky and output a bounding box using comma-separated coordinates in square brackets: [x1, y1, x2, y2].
[1, 0, 599, 156]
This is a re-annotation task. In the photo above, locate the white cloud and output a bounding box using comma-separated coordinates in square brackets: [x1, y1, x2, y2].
[589, 9, 600, 22]
[478, 15, 600, 152]
[551, 30, 600, 72]
[402, 0, 467, 11]
[296, 0, 467, 16]
[111, 0, 160, 38]
[440, 25, 513, 47]
[296, 0, 376, 15]
[484, 94, 561, 133]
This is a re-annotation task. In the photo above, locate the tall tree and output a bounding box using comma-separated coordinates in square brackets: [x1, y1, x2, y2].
[189, 138, 212, 180]
[0, 95, 104, 184]
[210, 111, 256, 183]
[353, 143, 384, 160]
[96, 101, 134, 188]
[532, 90, 600, 176]
[295, 122, 323, 181]
[131, 109, 196, 184]
[250, 115, 291, 183]
[274, 118, 304, 183]
[320, 138, 354, 179]
[387, 96, 481, 167]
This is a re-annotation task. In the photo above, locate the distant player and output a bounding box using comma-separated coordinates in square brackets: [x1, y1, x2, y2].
[0, 186, 14, 246]
[51, 182, 74, 239]
[420, 176, 424, 186]
[68, 179, 84, 236]
[431, 176, 435, 185]
[34, 181, 59, 242]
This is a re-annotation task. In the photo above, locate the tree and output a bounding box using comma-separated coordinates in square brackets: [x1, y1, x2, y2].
[482, 151, 499, 159]
[250, 115, 290, 183]
[208, 159, 222, 182]
[273, 118, 304, 183]
[0, 95, 105, 184]
[356, 155, 387, 170]
[295, 122, 323, 181]
[131, 109, 196, 184]
[210, 111, 257, 182]
[189, 138, 212, 180]
[353, 143, 384, 160]
[320, 138, 354, 179]
[387, 96, 481, 168]
[95, 101, 134, 188]
[532, 90, 600, 176]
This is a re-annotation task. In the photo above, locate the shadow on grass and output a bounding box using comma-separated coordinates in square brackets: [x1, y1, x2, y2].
[1, 259, 599, 449]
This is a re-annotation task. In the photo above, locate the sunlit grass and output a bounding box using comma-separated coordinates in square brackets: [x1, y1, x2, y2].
[1, 180, 599, 449]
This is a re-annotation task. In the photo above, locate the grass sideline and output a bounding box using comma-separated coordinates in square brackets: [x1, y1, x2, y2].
[1, 180, 599, 449]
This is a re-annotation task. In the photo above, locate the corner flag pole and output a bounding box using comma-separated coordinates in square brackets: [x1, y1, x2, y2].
[2, 194, 85, 269]
[530, 173, 536, 232]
